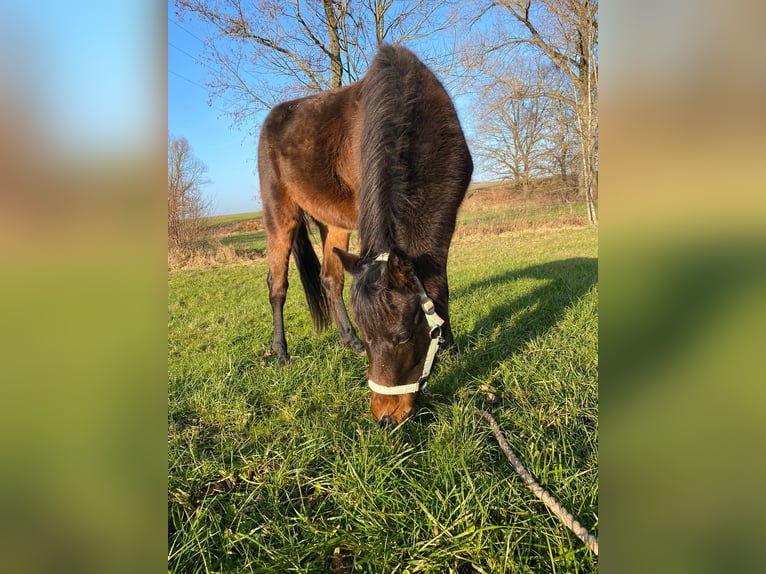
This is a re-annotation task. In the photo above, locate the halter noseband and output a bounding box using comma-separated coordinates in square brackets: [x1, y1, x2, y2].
[366, 252, 445, 396]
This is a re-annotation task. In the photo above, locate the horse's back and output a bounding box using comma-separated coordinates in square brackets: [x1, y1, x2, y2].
[258, 86, 362, 230]
[258, 45, 471, 240]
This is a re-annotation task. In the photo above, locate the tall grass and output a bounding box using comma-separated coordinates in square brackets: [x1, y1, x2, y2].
[169, 209, 597, 572]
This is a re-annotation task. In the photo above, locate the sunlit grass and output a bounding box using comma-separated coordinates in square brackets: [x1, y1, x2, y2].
[169, 217, 597, 572]
[201, 211, 263, 229]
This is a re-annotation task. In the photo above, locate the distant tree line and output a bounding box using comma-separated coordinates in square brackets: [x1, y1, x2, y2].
[466, 0, 598, 222]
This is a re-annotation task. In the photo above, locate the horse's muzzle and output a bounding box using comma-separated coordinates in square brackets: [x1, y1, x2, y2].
[379, 415, 397, 431]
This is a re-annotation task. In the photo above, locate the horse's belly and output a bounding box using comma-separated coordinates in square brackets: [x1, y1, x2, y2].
[286, 174, 359, 231]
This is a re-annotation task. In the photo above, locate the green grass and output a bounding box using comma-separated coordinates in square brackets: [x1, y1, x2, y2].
[457, 202, 586, 226]
[197, 212, 268, 256]
[169, 217, 598, 572]
[204, 202, 584, 256]
[453, 199, 589, 242]
[220, 231, 268, 254]
[202, 211, 263, 229]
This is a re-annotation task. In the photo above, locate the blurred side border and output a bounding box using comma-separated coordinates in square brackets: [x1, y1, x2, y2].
[600, 0, 766, 571]
[1, 1, 765, 573]
[0, 2, 167, 574]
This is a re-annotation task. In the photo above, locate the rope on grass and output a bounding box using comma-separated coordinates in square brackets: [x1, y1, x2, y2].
[478, 408, 599, 556]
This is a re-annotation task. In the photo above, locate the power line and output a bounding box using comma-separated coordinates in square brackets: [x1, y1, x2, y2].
[168, 17, 266, 111]
[169, 41, 218, 75]
[168, 17, 206, 45]
[169, 15, 272, 102]
[169, 69, 208, 92]
[169, 70, 239, 109]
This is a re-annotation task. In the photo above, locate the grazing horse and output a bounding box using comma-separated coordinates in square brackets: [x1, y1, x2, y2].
[258, 44, 472, 427]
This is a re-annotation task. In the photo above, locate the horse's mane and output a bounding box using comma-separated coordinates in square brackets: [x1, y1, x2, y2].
[358, 44, 454, 258]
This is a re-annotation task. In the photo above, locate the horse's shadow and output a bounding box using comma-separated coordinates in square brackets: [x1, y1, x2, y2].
[421, 257, 598, 409]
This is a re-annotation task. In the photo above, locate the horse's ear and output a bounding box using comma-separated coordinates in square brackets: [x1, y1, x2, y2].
[333, 247, 362, 274]
[386, 248, 414, 289]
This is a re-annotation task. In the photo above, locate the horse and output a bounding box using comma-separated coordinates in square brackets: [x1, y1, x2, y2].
[258, 44, 472, 427]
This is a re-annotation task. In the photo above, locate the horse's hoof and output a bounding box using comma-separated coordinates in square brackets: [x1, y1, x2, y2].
[274, 350, 290, 366]
[345, 338, 365, 354]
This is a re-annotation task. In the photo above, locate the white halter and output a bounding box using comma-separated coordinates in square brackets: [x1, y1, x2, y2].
[366, 253, 445, 396]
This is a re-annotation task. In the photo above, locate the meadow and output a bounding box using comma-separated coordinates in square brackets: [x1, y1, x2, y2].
[168, 185, 598, 572]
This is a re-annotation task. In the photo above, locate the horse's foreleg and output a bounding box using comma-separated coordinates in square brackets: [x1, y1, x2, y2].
[266, 270, 288, 365]
[321, 226, 364, 353]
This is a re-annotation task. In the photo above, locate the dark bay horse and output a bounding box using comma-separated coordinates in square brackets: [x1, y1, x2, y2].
[258, 44, 472, 427]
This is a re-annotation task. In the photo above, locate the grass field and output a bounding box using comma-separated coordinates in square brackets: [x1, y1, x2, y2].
[189, 183, 590, 264]
[169, 192, 598, 572]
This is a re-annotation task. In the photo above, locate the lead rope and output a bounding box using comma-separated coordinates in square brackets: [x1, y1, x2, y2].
[478, 409, 599, 556]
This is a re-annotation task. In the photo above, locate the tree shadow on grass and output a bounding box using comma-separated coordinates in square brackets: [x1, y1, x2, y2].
[405, 257, 599, 541]
[430, 257, 598, 401]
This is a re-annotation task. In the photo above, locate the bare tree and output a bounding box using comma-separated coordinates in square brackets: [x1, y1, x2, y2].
[542, 91, 580, 197]
[175, 0, 463, 130]
[469, 0, 598, 223]
[472, 79, 550, 192]
[168, 134, 210, 249]
[471, 55, 565, 193]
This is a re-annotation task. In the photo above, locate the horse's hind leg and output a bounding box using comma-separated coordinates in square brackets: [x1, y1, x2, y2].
[263, 194, 300, 366]
[318, 224, 364, 353]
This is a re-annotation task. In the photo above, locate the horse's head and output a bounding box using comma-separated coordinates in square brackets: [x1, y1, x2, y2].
[334, 248, 443, 429]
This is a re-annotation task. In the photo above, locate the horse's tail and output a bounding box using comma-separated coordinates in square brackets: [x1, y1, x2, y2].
[292, 214, 330, 333]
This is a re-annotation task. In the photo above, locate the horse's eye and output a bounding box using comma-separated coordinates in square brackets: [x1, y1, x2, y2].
[395, 334, 411, 346]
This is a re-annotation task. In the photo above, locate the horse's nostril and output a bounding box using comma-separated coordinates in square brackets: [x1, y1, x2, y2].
[379, 415, 396, 430]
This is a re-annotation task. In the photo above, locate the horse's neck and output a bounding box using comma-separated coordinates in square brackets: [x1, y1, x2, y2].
[359, 217, 397, 258]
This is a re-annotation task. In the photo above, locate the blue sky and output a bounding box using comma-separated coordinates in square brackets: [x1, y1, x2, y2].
[168, 6, 266, 216]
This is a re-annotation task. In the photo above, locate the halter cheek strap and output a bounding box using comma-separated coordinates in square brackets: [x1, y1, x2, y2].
[367, 253, 445, 396]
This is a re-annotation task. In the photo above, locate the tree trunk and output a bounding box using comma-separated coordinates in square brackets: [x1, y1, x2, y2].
[575, 99, 597, 224]
[322, 0, 343, 87]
